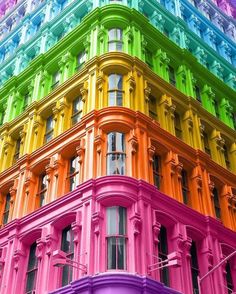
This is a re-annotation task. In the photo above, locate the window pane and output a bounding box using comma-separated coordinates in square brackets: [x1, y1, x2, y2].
[117, 92, 123, 106]
[117, 237, 125, 269]
[107, 207, 117, 234]
[117, 75, 122, 89]
[109, 74, 116, 90]
[109, 92, 116, 106]
[109, 29, 116, 40]
[107, 237, 116, 269]
[28, 243, 37, 270]
[118, 207, 126, 235]
[107, 154, 125, 175]
[26, 270, 36, 292]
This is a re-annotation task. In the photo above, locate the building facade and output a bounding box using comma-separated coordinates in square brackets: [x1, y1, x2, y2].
[0, 1, 235, 294]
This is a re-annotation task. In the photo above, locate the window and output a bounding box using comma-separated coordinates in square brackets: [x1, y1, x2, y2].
[203, 131, 211, 156]
[44, 116, 54, 143]
[23, 92, 29, 111]
[158, 226, 169, 286]
[25, 242, 38, 294]
[213, 99, 220, 119]
[145, 50, 153, 69]
[174, 112, 182, 139]
[13, 137, 21, 163]
[153, 155, 162, 189]
[213, 187, 221, 219]
[225, 261, 234, 293]
[190, 241, 199, 294]
[76, 51, 86, 70]
[37, 173, 47, 208]
[61, 225, 74, 286]
[223, 144, 230, 170]
[2, 193, 11, 225]
[107, 132, 126, 175]
[168, 66, 176, 87]
[71, 96, 82, 125]
[149, 95, 158, 120]
[68, 157, 79, 191]
[108, 28, 123, 52]
[0, 111, 5, 126]
[106, 206, 127, 270]
[181, 169, 189, 205]
[51, 71, 60, 90]
[108, 74, 123, 106]
[195, 85, 201, 103]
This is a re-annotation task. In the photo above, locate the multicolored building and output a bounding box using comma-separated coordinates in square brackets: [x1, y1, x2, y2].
[0, 1, 235, 294]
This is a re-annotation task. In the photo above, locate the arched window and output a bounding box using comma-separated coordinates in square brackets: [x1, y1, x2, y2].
[25, 242, 38, 294]
[108, 28, 123, 52]
[107, 132, 126, 175]
[61, 225, 74, 286]
[106, 206, 127, 270]
[158, 226, 169, 286]
[108, 74, 123, 106]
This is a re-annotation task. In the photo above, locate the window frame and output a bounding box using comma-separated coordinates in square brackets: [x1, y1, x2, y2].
[158, 226, 169, 286]
[213, 187, 221, 219]
[106, 132, 126, 175]
[36, 173, 47, 208]
[13, 137, 21, 163]
[2, 192, 11, 225]
[106, 206, 127, 271]
[25, 242, 38, 294]
[51, 71, 60, 90]
[153, 154, 162, 189]
[181, 169, 189, 205]
[67, 156, 79, 191]
[76, 51, 86, 71]
[44, 115, 54, 143]
[108, 28, 123, 52]
[168, 66, 176, 87]
[71, 96, 83, 126]
[60, 225, 74, 287]
[108, 74, 124, 106]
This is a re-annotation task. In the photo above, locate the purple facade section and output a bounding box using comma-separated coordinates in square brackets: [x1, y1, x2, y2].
[50, 274, 181, 294]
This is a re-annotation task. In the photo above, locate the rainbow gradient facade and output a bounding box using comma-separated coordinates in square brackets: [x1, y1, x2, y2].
[0, 1, 236, 294]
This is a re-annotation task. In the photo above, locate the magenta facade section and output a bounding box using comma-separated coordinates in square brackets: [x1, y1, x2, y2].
[49, 274, 181, 294]
[0, 176, 235, 294]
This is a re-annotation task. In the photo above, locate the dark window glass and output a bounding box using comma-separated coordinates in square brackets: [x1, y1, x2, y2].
[226, 262, 234, 293]
[107, 206, 126, 270]
[190, 241, 199, 294]
[13, 137, 21, 163]
[25, 242, 38, 294]
[68, 156, 79, 191]
[37, 173, 47, 207]
[213, 187, 221, 219]
[168, 66, 176, 87]
[158, 226, 169, 286]
[44, 116, 54, 143]
[23, 93, 29, 111]
[146, 50, 153, 69]
[153, 155, 161, 189]
[2, 193, 11, 225]
[223, 145, 230, 170]
[213, 99, 220, 118]
[195, 85, 201, 103]
[149, 95, 158, 120]
[181, 169, 189, 205]
[174, 112, 182, 139]
[203, 131, 211, 156]
[51, 71, 60, 89]
[108, 28, 123, 52]
[61, 225, 74, 286]
[71, 96, 82, 125]
[107, 132, 126, 175]
[108, 74, 123, 106]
